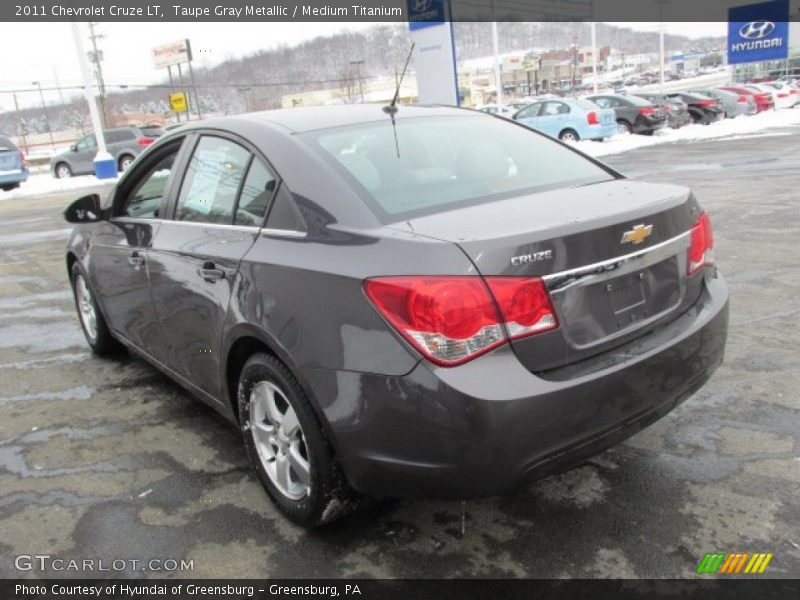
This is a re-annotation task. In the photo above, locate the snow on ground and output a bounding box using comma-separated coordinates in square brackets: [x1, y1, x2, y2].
[573, 107, 800, 158]
[2, 108, 798, 203]
[0, 173, 118, 202]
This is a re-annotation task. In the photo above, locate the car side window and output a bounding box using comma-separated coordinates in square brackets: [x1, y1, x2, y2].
[235, 158, 277, 227]
[265, 184, 306, 233]
[594, 97, 611, 108]
[516, 104, 540, 119]
[76, 134, 96, 151]
[543, 102, 568, 116]
[175, 136, 250, 225]
[120, 151, 178, 219]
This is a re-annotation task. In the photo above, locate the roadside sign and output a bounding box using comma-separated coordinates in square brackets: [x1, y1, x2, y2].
[153, 39, 192, 69]
[728, 0, 790, 64]
[170, 92, 188, 113]
[407, 0, 445, 31]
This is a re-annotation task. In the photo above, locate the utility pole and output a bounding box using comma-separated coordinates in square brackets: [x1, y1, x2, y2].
[654, 0, 669, 91]
[12, 93, 28, 154]
[571, 35, 578, 95]
[591, 22, 598, 94]
[31, 81, 55, 150]
[87, 22, 108, 127]
[52, 65, 65, 105]
[349, 60, 365, 103]
[492, 22, 502, 105]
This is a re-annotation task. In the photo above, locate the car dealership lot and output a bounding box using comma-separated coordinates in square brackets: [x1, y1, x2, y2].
[0, 129, 798, 578]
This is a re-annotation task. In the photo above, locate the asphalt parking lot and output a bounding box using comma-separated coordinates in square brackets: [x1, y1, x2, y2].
[1, 127, 798, 579]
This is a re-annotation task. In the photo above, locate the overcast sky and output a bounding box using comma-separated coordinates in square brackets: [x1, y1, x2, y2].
[0, 21, 727, 111]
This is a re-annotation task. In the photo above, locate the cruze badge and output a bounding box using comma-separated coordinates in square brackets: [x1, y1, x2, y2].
[511, 249, 553, 266]
[621, 224, 653, 245]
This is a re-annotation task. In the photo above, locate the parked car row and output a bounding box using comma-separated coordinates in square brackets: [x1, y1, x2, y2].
[477, 79, 798, 142]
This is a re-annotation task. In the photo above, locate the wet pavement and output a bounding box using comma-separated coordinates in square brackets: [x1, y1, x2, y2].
[1, 128, 798, 579]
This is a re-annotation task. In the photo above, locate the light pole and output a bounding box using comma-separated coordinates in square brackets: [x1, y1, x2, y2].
[492, 22, 502, 105]
[654, 0, 670, 90]
[591, 22, 598, 95]
[31, 81, 55, 149]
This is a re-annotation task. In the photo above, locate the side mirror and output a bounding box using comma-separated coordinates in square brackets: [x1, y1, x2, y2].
[70, 144, 78, 152]
[64, 194, 104, 224]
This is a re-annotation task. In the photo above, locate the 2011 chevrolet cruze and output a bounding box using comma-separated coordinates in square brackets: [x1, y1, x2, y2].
[64, 105, 728, 526]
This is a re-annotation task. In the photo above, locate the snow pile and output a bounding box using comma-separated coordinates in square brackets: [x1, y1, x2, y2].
[0, 173, 117, 202]
[573, 108, 800, 158]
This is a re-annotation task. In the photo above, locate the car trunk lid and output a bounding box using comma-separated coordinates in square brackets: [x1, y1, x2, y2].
[390, 180, 702, 372]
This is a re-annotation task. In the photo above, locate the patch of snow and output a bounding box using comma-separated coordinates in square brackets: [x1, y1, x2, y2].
[573, 108, 800, 158]
[0, 172, 117, 202]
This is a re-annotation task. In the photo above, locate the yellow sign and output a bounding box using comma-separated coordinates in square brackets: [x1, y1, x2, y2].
[170, 92, 188, 113]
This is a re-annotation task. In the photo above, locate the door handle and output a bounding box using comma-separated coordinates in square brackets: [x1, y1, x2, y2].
[197, 261, 225, 282]
[128, 251, 145, 267]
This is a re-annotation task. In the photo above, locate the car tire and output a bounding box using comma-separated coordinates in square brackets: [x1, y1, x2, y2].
[558, 129, 580, 142]
[238, 352, 359, 527]
[70, 262, 122, 355]
[616, 120, 633, 134]
[55, 163, 73, 179]
[118, 154, 134, 172]
[642, 130, 655, 136]
[1, 183, 20, 191]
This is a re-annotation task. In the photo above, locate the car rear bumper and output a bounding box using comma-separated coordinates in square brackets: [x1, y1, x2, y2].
[0, 167, 28, 185]
[307, 272, 729, 499]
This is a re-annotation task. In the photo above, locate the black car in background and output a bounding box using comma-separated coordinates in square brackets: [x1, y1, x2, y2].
[62, 105, 729, 526]
[634, 93, 693, 129]
[666, 92, 725, 125]
[586, 94, 667, 135]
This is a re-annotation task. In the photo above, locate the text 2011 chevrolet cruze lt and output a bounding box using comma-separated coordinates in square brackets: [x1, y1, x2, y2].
[64, 105, 728, 526]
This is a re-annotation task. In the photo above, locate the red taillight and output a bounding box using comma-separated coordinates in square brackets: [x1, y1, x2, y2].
[777, 93, 788, 98]
[737, 95, 748, 104]
[138, 137, 155, 147]
[663, 104, 671, 113]
[695, 99, 717, 107]
[687, 213, 714, 276]
[586, 111, 599, 125]
[638, 106, 655, 116]
[364, 276, 558, 366]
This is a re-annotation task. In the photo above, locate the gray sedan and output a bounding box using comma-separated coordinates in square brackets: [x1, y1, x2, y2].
[63, 105, 728, 526]
[689, 88, 756, 118]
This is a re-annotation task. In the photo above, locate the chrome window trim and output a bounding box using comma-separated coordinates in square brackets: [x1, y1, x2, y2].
[543, 230, 691, 294]
[110, 217, 306, 238]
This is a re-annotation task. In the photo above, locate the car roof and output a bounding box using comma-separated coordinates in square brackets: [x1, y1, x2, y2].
[203, 104, 483, 134]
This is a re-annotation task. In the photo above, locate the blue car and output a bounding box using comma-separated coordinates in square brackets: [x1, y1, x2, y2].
[0, 135, 28, 191]
[512, 98, 617, 142]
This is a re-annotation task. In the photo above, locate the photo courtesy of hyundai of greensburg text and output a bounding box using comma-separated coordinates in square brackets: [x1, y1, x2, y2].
[0, 0, 798, 598]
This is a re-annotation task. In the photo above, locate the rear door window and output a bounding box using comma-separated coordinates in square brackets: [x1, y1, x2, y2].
[235, 158, 277, 226]
[175, 136, 250, 224]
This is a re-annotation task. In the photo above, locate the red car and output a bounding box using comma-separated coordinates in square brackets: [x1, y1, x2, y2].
[718, 86, 774, 113]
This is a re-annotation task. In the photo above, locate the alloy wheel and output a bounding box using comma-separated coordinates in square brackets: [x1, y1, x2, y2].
[56, 164, 72, 178]
[75, 274, 97, 341]
[249, 380, 311, 500]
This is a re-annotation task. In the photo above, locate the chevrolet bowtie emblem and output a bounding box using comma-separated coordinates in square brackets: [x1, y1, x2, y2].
[621, 224, 653, 245]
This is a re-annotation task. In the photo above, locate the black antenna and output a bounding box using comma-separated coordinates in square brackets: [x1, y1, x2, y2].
[384, 42, 415, 115]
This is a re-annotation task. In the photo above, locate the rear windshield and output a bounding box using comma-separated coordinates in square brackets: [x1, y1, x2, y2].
[0, 135, 17, 150]
[141, 126, 165, 138]
[304, 115, 615, 222]
[576, 99, 600, 110]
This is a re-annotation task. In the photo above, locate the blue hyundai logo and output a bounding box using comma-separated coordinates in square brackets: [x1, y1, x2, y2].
[739, 21, 776, 40]
[412, 0, 433, 12]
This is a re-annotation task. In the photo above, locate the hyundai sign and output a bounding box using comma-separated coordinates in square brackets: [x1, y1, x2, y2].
[407, 0, 445, 31]
[728, 0, 789, 64]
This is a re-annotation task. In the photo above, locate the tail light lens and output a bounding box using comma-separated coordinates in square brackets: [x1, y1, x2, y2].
[586, 111, 599, 125]
[137, 137, 155, 147]
[639, 106, 655, 116]
[364, 276, 558, 366]
[737, 95, 748, 104]
[687, 212, 714, 276]
[695, 99, 717, 107]
[777, 93, 788, 98]
[663, 104, 671, 113]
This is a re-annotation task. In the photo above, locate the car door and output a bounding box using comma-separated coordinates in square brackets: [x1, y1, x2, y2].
[72, 134, 97, 174]
[536, 101, 570, 137]
[88, 137, 187, 359]
[514, 102, 543, 131]
[147, 133, 277, 401]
